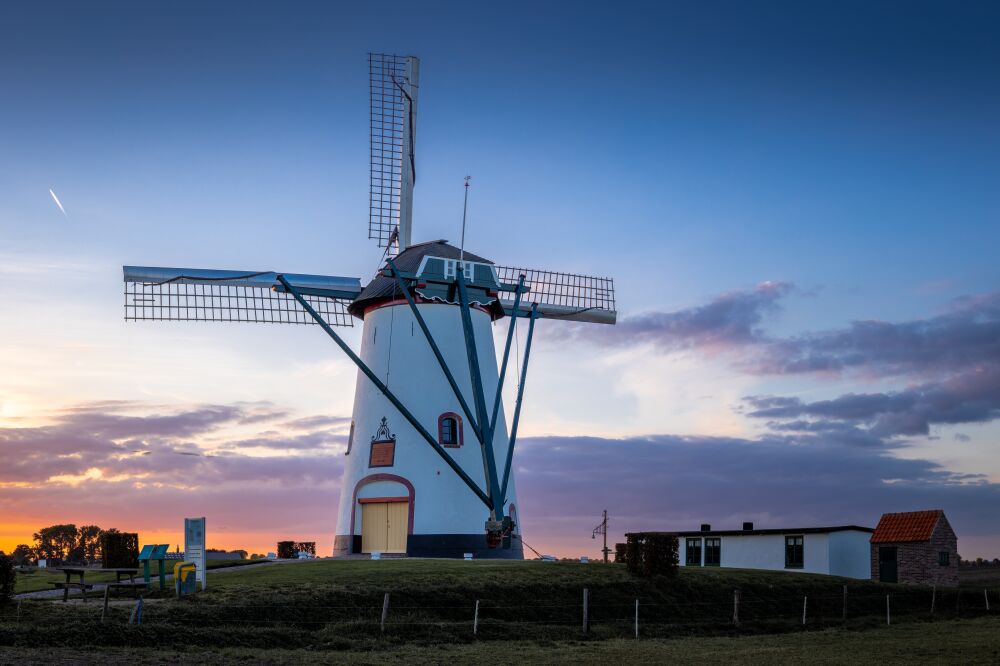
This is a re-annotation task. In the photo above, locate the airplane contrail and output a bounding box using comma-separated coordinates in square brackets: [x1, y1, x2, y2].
[49, 188, 67, 218]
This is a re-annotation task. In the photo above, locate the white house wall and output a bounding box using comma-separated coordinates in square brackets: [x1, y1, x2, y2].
[680, 531, 870, 579]
[333, 302, 521, 559]
[828, 530, 872, 579]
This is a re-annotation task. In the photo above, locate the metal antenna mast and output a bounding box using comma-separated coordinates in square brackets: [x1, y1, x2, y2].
[460, 175, 471, 262]
[592, 510, 610, 563]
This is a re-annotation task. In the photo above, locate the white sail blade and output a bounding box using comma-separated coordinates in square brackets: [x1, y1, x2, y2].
[123, 266, 361, 326]
[495, 265, 617, 325]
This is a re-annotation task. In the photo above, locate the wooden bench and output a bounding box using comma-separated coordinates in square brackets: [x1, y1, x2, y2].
[102, 581, 147, 616]
[51, 581, 95, 602]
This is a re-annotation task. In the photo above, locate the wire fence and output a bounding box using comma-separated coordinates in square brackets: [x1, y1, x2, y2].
[3, 585, 996, 639]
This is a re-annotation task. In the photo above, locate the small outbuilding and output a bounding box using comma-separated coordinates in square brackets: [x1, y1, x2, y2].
[870, 509, 958, 587]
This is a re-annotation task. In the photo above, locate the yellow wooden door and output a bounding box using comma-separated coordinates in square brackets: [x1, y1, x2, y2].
[386, 502, 409, 553]
[361, 502, 388, 553]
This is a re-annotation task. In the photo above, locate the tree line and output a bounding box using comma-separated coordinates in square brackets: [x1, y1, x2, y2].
[2, 524, 125, 565]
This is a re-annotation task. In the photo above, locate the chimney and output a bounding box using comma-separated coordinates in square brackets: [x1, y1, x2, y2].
[700, 523, 711, 532]
[743, 522, 754, 531]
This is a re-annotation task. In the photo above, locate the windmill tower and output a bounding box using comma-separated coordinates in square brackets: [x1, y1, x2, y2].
[121, 53, 617, 559]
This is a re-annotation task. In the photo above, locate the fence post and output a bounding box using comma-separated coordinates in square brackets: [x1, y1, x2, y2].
[582, 588, 590, 635]
[381, 592, 390, 633]
[474, 599, 479, 636]
[634, 598, 639, 639]
[886, 594, 890, 626]
[842, 585, 847, 621]
[16, 599, 21, 622]
[732, 590, 740, 626]
[986, 589, 990, 612]
[930, 585, 936, 615]
[802, 596, 807, 625]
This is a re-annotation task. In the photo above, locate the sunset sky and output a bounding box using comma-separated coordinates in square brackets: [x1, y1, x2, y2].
[1, 1, 999, 559]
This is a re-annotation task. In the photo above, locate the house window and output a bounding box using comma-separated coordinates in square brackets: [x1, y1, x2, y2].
[938, 551, 950, 566]
[438, 412, 463, 448]
[685, 538, 702, 566]
[785, 535, 804, 569]
[704, 538, 721, 566]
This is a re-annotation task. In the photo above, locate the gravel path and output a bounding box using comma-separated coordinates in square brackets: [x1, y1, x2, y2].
[14, 558, 304, 600]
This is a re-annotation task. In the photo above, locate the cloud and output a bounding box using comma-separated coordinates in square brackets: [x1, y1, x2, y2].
[564, 284, 1000, 380]
[0, 402, 345, 484]
[559, 281, 793, 352]
[551, 283, 1000, 448]
[756, 292, 1000, 376]
[745, 365, 1000, 439]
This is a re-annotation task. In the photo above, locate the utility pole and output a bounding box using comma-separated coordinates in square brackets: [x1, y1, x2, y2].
[592, 510, 611, 563]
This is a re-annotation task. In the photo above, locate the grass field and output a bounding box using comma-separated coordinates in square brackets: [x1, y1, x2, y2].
[2, 560, 998, 663]
[960, 566, 1000, 588]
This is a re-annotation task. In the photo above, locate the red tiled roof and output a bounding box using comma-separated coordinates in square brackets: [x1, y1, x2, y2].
[871, 510, 943, 543]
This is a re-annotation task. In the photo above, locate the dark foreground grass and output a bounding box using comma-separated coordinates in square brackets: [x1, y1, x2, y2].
[0, 616, 998, 665]
[1, 560, 997, 655]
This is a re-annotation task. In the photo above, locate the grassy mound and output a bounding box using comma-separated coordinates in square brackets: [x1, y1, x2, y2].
[1, 560, 996, 653]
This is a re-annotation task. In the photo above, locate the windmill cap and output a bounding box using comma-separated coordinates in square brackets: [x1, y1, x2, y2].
[348, 240, 494, 318]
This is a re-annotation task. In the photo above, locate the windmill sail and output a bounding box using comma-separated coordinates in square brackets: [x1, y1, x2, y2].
[123, 266, 360, 326]
[495, 265, 617, 325]
[369, 53, 419, 255]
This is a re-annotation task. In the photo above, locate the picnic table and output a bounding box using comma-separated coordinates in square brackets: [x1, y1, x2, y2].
[52, 567, 141, 603]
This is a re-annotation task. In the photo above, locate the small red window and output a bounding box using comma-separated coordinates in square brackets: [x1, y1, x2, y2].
[438, 412, 463, 448]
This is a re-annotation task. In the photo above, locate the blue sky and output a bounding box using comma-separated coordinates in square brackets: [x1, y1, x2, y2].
[1, 1, 999, 557]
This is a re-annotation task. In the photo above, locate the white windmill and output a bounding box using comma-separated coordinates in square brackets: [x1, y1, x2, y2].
[122, 53, 617, 558]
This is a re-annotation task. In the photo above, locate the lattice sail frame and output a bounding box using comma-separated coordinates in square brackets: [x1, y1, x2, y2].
[369, 53, 417, 254]
[123, 268, 355, 326]
[494, 265, 617, 324]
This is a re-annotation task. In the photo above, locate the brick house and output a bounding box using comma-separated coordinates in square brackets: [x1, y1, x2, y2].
[870, 510, 959, 587]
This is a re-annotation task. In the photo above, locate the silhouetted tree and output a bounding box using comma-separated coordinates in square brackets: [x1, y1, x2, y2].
[33, 524, 79, 560]
[10, 545, 34, 566]
[77, 525, 103, 563]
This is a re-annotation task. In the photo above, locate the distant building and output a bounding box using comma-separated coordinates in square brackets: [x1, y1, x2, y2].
[870, 510, 958, 587]
[678, 522, 873, 579]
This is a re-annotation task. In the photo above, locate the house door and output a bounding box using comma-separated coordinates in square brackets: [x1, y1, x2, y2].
[879, 546, 898, 583]
[361, 501, 408, 554]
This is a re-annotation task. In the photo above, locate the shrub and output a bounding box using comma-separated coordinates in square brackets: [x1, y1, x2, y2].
[624, 532, 679, 577]
[102, 532, 139, 568]
[276, 541, 296, 559]
[0, 554, 15, 603]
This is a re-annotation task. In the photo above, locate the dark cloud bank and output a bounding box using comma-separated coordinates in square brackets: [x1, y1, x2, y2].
[2, 402, 998, 556]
